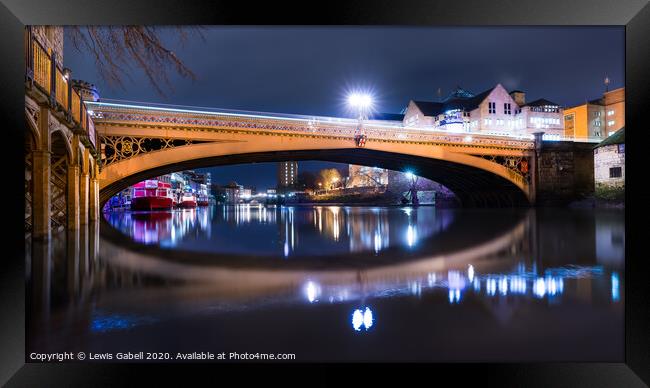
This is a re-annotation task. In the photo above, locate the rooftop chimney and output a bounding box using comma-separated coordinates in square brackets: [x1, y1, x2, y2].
[510, 90, 526, 106]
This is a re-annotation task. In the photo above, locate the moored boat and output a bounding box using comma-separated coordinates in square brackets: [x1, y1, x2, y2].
[197, 194, 210, 206]
[178, 192, 198, 208]
[130, 180, 174, 211]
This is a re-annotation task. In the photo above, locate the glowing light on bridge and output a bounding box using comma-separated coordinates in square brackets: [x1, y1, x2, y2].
[347, 93, 374, 110]
[346, 89, 375, 119]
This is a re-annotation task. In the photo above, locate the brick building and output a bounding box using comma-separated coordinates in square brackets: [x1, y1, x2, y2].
[593, 128, 625, 190]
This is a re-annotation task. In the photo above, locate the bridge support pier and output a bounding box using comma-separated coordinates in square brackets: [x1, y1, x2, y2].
[79, 149, 91, 225]
[67, 165, 80, 230]
[31, 150, 51, 240]
[79, 171, 89, 225]
[89, 166, 100, 221]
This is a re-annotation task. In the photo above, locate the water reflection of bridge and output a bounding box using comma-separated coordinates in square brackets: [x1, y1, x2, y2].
[103, 205, 456, 257]
[93, 209, 622, 301]
[27, 208, 624, 345]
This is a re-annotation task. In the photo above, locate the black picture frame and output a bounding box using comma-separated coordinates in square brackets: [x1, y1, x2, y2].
[1, 0, 648, 386]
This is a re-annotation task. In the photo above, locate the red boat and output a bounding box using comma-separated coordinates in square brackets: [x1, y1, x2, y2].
[130, 180, 174, 211]
[178, 192, 197, 208]
[197, 194, 210, 206]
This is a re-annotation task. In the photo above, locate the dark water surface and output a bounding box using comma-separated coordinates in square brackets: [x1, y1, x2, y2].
[27, 205, 624, 362]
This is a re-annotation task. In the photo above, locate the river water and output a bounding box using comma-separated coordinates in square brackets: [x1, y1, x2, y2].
[27, 205, 624, 362]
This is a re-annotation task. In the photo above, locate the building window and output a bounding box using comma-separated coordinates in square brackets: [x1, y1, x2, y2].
[607, 120, 615, 126]
[595, 111, 601, 117]
[607, 110, 615, 116]
[594, 120, 601, 126]
[609, 167, 622, 178]
[504, 103, 511, 115]
[488, 102, 496, 114]
[618, 144, 625, 153]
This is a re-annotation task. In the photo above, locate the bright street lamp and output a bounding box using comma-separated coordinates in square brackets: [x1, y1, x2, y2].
[347, 92, 374, 120]
[348, 91, 374, 148]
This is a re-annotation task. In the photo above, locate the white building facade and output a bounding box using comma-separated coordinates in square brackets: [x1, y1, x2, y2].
[594, 128, 625, 189]
[402, 84, 564, 137]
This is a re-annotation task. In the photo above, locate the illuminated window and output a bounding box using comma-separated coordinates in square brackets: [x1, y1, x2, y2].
[607, 110, 615, 116]
[607, 120, 615, 126]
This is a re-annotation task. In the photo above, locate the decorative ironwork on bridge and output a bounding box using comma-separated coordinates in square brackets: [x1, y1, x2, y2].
[471, 154, 532, 184]
[101, 135, 212, 167]
[88, 102, 538, 152]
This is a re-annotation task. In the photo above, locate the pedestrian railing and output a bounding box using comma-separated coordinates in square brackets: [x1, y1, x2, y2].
[25, 27, 97, 151]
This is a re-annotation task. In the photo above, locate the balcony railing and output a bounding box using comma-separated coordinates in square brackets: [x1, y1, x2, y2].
[55, 67, 68, 109]
[32, 39, 50, 93]
[25, 27, 96, 151]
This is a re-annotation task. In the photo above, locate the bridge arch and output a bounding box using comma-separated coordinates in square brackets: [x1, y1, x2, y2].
[98, 145, 532, 207]
[90, 102, 537, 208]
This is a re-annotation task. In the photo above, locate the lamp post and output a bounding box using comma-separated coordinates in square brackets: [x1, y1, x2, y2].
[348, 92, 373, 147]
[404, 171, 419, 206]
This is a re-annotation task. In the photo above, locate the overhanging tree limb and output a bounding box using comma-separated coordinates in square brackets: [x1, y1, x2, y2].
[66, 26, 205, 97]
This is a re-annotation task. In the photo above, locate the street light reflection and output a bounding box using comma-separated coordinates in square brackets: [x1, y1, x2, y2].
[352, 307, 374, 332]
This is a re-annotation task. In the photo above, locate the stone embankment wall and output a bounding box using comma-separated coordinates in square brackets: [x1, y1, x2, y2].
[536, 142, 595, 205]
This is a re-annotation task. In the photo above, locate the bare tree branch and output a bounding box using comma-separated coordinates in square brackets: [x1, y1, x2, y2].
[66, 26, 205, 97]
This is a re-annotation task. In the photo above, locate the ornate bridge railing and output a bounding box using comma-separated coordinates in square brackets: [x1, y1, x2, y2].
[89, 103, 537, 149]
[89, 102, 538, 188]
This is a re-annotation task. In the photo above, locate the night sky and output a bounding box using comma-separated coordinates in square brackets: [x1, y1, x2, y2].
[64, 26, 624, 190]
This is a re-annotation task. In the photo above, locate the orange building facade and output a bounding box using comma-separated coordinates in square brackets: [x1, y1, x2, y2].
[563, 87, 624, 139]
